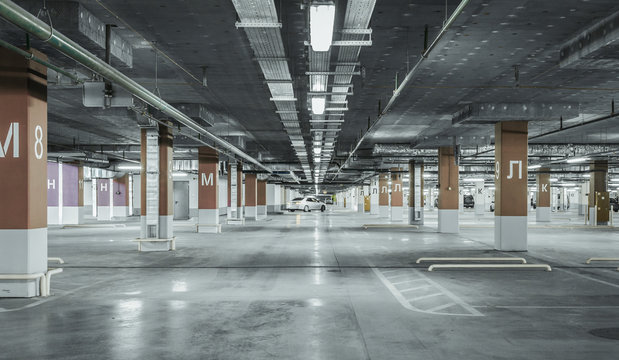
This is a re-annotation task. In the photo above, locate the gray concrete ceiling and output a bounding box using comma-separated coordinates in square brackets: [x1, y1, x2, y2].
[2, 0, 619, 183]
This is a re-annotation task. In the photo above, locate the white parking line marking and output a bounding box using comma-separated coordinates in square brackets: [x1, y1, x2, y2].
[426, 302, 457, 312]
[392, 278, 426, 285]
[400, 284, 431, 293]
[408, 292, 443, 302]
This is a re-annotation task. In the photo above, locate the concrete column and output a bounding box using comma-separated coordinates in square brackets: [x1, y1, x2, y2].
[97, 178, 112, 221]
[189, 174, 198, 218]
[579, 182, 588, 216]
[536, 168, 551, 222]
[494, 121, 528, 251]
[408, 160, 424, 225]
[378, 172, 390, 218]
[47, 162, 61, 225]
[370, 176, 379, 215]
[588, 160, 608, 225]
[357, 186, 365, 213]
[438, 147, 459, 233]
[112, 175, 129, 218]
[474, 181, 485, 216]
[139, 125, 174, 250]
[132, 174, 141, 216]
[245, 173, 257, 220]
[272, 184, 281, 213]
[0, 47, 48, 297]
[62, 164, 84, 224]
[427, 187, 434, 211]
[158, 125, 174, 239]
[257, 179, 267, 220]
[198, 147, 220, 233]
[390, 168, 404, 221]
[227, 163, 244, 223]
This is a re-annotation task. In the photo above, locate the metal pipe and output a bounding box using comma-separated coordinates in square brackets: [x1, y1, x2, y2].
[0, 0, 270, 173]
[0, 272, 47, 296]
[0, 38, 81, 83]
[331, 0, 471, 182]
[529, 112, 619, 141]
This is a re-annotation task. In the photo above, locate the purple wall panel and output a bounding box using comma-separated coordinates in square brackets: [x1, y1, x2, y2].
[62, 164, 79, 207]
[97, 179, 110, 206]
[113, 179, 127, 206]
[47, 162, 59, 207]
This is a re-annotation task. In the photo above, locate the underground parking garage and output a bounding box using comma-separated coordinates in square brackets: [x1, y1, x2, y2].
[1, 0, 619, 358]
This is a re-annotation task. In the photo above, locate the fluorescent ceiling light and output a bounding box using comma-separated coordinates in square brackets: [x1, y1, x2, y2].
[610, 178, 619, 182]
[423, 173, 431, 178]
[583, 174, 591, 178]
[529, 164, 541, 169]
[566, 157, 589, 163]
[313, 147, 321, 155]
[310, 4, 336, 52]
[462, 178, 484, 182]
[172, 172, 188, 177]
[311, 97, 326, 115]
[550, 178, 558, 182]
[118, 165, 141, 171]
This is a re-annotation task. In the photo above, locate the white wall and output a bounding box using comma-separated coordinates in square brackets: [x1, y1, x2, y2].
[131, 174, 140, 216]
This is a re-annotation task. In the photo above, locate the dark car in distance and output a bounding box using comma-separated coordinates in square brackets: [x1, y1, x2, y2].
[463, 195, 475, 209]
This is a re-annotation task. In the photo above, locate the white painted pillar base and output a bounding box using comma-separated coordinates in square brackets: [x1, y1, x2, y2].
[140, 241, 173, 251]
[256, 205, 267, 220]
[198, 209, 221, 233]
[97, 206, 111, 221]
[390, 206, 403, 222]
[409, 207, 424, 225]
[113, 206, 128, 218]
[62, 206, 80, 225]
[78, 206, 86, 224]
[370, 202, 379, 215]
[438, 209, 459, 233]
[379, 206, 389, 218]
[0, 228, 47, 297]
[536, 207, 551, 222]
[246, 206, 257, 220]
[47, 207, 60, 225]
[494, 216, 527, 251]
[159, 215, 173, 239]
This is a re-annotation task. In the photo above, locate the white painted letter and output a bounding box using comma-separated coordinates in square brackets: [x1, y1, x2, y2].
[0, 123, 19, 158]
[201, 172, 213, 186]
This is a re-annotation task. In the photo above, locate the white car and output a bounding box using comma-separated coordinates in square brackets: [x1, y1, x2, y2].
[287, 196, 326, 212]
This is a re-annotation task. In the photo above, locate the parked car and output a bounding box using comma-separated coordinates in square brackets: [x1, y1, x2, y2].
[463, 195, 475, 208]
[288, 196, 326, 212]
[490, 201, 495, 212]
[611, 198, 619, 212]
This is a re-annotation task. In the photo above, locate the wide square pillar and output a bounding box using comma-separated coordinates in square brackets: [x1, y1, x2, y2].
[390, 168, 404, 221]
[256, 179, 267, 220]
[245, 173, 257, 220]
[408, 160, 424, 225]
[536, 168, 551, 222]
[0, 47, 48, 297]
[198, 147, 220, 233]
[378, 172, 390, 218]
[438, 147, 459, 233]
[97, 179, 112, 221]
[588, 160, 609, 225]
[494, 121, 528, 251]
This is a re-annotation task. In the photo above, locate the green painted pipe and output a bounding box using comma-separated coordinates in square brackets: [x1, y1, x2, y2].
[0, 38, 82, 83]
[0, 0, 271, 173]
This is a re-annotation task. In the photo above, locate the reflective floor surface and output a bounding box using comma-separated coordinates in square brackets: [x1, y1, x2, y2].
[1, 207, 619, 359]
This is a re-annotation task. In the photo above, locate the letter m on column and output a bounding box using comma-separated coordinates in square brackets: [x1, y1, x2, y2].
[201, 172, 213, 186]
[0, 123, 19, 158]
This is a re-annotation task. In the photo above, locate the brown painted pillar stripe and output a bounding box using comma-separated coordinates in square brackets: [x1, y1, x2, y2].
[140, 128, 147, 216]
[536, 168, 550, 207]
[390, 167, 403, 207]
[245, 174, 257, 207]
[409, 160, 423, 208]
[78, 165, 84, 207]
[198, 147, 218, 210]
[237, 165, 243, 208]
[588, 160, 607, 207]
[159, 125, 173, 216]
[257, 180, 267, 206]
[494, 121, 528, 216]
[378, 172, 389, 206]
[0, 47, 47, 229]
[438, 147, 459, 210]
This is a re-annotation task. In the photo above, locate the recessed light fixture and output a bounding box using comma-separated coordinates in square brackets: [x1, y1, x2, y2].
[309, 3, 336, 52]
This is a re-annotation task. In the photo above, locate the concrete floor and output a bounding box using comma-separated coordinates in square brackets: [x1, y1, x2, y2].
[2, 208, 619, 359]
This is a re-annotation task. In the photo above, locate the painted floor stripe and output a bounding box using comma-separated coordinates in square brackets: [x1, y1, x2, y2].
[426, 302, 457, 312]
[392, 278, 426, 285]
[399, 284, 431, 293]
[409, 292, 443, 302]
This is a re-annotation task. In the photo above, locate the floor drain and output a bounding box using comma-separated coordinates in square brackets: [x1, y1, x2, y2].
[327, 269, 341, 272]
[589, 328, 619, 340]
